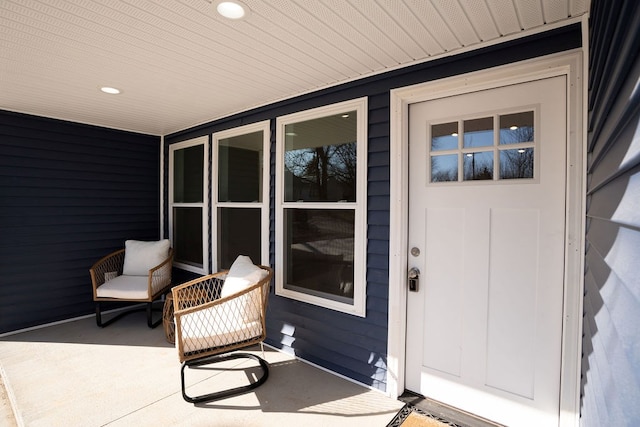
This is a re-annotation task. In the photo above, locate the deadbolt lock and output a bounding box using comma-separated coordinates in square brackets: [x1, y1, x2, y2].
[408, 267, 420, 292]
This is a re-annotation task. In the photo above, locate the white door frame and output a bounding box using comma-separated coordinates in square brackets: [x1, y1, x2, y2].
[387, 50, 586, 426]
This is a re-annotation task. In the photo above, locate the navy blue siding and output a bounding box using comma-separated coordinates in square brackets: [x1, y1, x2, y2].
[165, 25, 581, 392]
[581, 1, 640, 425]
[0, 111, 160, 333]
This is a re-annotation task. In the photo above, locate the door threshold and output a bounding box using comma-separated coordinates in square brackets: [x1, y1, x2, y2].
[399, 391, 504, 427]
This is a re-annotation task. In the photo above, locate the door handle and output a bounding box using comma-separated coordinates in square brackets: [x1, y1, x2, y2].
[408, 267, 420, 292]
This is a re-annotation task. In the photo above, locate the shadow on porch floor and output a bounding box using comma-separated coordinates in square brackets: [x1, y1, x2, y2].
[0, 312, 403, 427]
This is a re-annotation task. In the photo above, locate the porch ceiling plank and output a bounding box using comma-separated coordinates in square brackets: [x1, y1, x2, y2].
[430, 0, 480, 47]
[513, 0, 545, 29]
[240, 3, 362, 80]
[374, 0, 443, 57]
[571, 0, 591, 17]
[0, 0, 588, 135]
[458, 0, 501, 42]
[485, 0, 523, 35]
[291, 0, 391, 72]
[369, 0, 434, 60]
[336, 0, 417, 64]
[542, 0, 571, 24]
[403, 0, 462, 52]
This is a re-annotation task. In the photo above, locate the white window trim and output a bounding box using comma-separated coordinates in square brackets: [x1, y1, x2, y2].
[275, 97, 368, 317]
[211, 120, 270, 270]
[168, 135, 210, 274]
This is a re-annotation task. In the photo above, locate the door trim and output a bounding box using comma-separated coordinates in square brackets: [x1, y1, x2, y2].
[387, 50, 585, 427]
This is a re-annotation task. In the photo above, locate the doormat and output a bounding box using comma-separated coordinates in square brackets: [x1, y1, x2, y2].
[387, 403, 461, 427]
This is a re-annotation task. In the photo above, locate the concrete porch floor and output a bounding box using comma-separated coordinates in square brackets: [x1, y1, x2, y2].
[0, 312, 403, 427]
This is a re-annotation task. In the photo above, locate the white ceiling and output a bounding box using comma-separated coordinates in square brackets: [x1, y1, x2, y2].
[0, 0, 589, 136]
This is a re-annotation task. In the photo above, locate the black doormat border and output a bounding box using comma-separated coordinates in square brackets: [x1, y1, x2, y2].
[386, 403, 462, 427]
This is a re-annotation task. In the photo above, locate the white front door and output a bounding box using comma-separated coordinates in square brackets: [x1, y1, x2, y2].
[406, 76, 567, 427]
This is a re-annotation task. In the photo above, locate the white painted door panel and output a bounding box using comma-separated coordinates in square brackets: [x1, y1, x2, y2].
[406, 76, 567, 427]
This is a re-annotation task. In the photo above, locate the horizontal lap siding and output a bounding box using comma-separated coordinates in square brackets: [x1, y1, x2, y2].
[166, 25, 581, 392]
[581, 1, 640, 425]
[0, 111, 160, 333]
[265, 92, 392, 390]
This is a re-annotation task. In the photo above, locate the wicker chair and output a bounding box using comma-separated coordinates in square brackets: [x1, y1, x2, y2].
[172, 256, 272, 404]
[90, 240, 174, 328]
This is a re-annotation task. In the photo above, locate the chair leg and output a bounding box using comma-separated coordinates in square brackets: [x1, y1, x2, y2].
[95, 302, 130, 327]
[95, 301, 162, 328]
[95, 302, 103, 327]
[181, 352, 269, 404]
[146, 302, 163, 328]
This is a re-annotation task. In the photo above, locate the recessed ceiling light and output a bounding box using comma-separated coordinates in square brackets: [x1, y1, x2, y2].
[215, 1, 248, 20]
[510, 125, 518, 130]
[100, 86, 121, 95]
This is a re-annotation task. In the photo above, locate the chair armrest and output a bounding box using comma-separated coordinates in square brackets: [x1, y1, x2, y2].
[89, 249, 125, 296]
[172, 271, 228, 311]
[148, 248, 174, 297]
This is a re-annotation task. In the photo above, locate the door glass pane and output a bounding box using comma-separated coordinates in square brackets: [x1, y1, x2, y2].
[218, 131, 263, 202]
[284, 209, 354, 303]
[431, 154, 458, 182]
[173, 207, 203, 267]
[464, 117, 493, 148]
[284, 111, 357, 202]
[500, 112, 534, 145]
[173, 145, 204, 203]
[464, 151, 493, 181]
[431, 122, 458, 151]
[500, 148, 534, 179]
[217, 207, 261, 270]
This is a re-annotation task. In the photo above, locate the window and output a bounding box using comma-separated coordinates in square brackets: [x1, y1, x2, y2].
[429, 110, 536, 183]
[276, 98, 367, 316]
[212, 121, 270, 270]
[169, 136, 209, 274]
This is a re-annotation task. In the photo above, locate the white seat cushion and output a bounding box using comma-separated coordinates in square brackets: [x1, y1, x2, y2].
[122, 239, 170, 276]
[179, 307, 262, 354]
[96, 275, 149, 300]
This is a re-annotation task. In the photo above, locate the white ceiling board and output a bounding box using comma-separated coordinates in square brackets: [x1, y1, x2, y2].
[461, 1, 501, 42]
[514, 0, 545, 29]
[543, 0, 571, 23]
[486, 0, 522, 36]
[0, 0, 589, 136]
[431, 0, 480, 47]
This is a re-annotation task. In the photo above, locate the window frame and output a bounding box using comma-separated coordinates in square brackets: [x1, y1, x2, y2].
[168, 136, 210, 274]
[275, 97, 368, 317]
[427, 107, 539, 185]
[211, 120, 270, 271]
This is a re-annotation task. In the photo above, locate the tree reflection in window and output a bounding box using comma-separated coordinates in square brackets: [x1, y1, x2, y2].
[428, 110, 535, 183]
[464, 152, 493, 180]
[277, 100, 366, 314]
[284, 112, 357, 202]
[431, 154, 458, 182]
[500, 148, 534, 179]
[500, 112, 534, 179]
